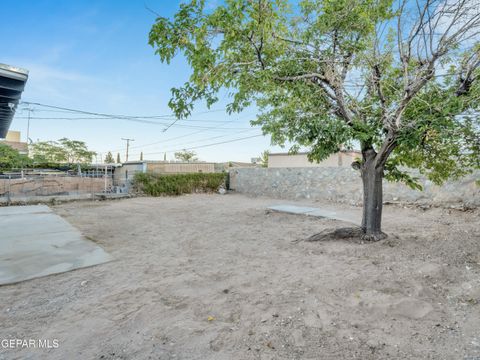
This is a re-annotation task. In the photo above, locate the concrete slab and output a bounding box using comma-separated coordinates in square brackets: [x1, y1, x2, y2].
[267, 204, 360, 225]
[0, 204, 51, 216]
[0, 205, 112, 285]
[267, 205, 319, 214]
[307, 209, 360, 224]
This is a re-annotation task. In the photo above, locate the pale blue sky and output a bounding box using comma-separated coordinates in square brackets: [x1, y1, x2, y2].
[2, 0, 284, 162]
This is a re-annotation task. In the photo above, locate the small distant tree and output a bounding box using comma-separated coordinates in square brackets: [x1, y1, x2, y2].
[140, 151, 144, 161]
[116, 153, 121, 163]
[0, 143, 31, 170]
[104, 151, 115, 163]
[174, 149, 198, 162]
[260, 150, 269, 168]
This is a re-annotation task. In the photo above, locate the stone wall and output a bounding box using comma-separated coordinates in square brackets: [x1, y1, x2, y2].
[229, 167, 480, 207]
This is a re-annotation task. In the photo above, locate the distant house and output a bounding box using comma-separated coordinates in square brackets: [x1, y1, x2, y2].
[114, 160, 216, 184]
[268, 150, 360, 168]
[0, 131, 28, 155]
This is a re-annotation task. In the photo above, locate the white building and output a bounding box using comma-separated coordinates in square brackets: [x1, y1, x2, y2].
[268, 151, 360, 168]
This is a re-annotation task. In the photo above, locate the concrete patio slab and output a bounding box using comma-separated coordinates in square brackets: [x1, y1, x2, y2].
[0, 205, 112, 285]
[0, 204, 51, 216]
[267, 204, 360, 225]
[267, 205, 319, 214]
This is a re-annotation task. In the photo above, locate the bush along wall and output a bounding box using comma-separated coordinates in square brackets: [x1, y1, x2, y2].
[133, 172, 227, 196]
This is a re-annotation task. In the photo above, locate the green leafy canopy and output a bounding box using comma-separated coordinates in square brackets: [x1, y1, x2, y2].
[174, 149, 199, 162]
[149, 0, 480, 187]
[0, 143, 31, 170]
[30, 138, 96, 164]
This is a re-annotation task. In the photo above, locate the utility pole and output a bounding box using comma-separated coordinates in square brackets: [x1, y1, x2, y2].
[20, 106, 34, 157]
[121, 138, 134, 162]
[27, 108, 30, 142]
[25, 107, 33, 143]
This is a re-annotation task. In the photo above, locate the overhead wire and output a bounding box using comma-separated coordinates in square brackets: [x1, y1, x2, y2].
[127, 128, 261, 158]
[16, 101, 268, 158]
[12, 115, 254, 131]
[18, 101, 258, 138]
[20, 101, 228, 120]
[13, 116, 241, 123]
[107, 112, 257, 153]
[139, 134, 265, 156]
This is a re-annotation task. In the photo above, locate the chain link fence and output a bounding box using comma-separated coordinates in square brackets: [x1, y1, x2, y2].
[0, 170, 128, 204]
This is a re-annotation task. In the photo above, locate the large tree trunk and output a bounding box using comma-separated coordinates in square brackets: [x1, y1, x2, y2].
[304, 147, 390, 243]
[360, 149, 387, 241]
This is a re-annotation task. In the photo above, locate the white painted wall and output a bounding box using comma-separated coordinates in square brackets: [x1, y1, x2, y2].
[268, 152, 359, 168]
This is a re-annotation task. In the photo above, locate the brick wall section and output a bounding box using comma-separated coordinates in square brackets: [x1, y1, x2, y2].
[229, 167, 480, 207]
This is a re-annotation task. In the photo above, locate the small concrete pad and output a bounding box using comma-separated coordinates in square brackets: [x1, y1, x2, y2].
[306, 209, 359, 224]
[0, 205, 112, 285]
[267, 204, 360, 225]
[267, 205, 319, 214]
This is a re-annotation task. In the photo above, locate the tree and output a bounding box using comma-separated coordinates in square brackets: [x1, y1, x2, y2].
[31, 138, 96, 164]
[174, 149, 198, 162]
[57, 138, 96, 163]
[116, 153, 121, 163]
[150, 0, 480, 240]
[30, 141, 66, 163]
[260, 150, 269, 167]
[0, 143, 31, 170]
[104, 151, 115, 163]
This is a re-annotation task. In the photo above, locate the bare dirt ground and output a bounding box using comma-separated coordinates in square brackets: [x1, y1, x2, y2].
[1, 193, 479, 360]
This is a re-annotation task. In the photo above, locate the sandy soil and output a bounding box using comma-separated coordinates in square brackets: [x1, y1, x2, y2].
[1, 194, 479, 360]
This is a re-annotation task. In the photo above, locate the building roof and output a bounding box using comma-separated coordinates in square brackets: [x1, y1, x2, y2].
[0, 64, 29, 138]
[269, 149, 361, 156]
[122, 160, 216, 165]
[217, 161, 258, 168]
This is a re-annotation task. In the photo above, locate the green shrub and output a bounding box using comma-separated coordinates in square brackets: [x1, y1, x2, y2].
[133, 172, 227, 196]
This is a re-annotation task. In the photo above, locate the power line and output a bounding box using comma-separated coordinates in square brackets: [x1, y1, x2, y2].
[20, 101, 228, 120]
[105, 113, 257, 153]
[12, 115, 254, 131]
[128, 128, 260, 157]
[162, 117, 180, 133]
[18, 101, 255, 132]
[159, 128, 259, 150]
[13, 116, 240, 123]
[18, 100, 264, 157]
[139, 134, 265, 156]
